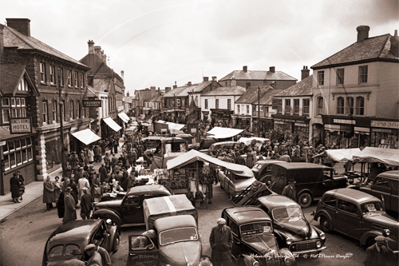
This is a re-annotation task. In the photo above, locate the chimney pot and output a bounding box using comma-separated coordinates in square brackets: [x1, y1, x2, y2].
[6, 18, 31, 36]
[203, 76, 209, 82]
[88, 40, 95, 54]
[269, 66, 275, 73]
[187, 81, 192, 86]
[357, 25, 370, 42]
[301, 65, 310, 80]
[390, 29, 399, 57]
[243, 66, 248, 72]
[212, 76, 217, 81]
[121, 70, 124, 80]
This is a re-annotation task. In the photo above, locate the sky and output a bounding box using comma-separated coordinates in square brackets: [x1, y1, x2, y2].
[2, 0, 398, 95]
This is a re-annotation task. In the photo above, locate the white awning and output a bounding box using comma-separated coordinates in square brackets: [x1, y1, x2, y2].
[207, 127, 243, 139]
[118, 112, 129, 123]
[71, 129, 101, 145]
[103, 117, 121, 132]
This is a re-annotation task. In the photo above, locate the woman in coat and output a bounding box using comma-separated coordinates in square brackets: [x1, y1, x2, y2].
[43, 176, 55, 211]
[10, 172, 21, 203]
[245, 148, 255, 169]
[53, 176, 62, 206]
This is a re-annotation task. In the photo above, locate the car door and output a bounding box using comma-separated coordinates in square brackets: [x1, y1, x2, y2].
[127, 235, 159, 266]
[389, 180, 398, 213]
[122, 194, 145, 224]
[371, 177, 391, 211]
[91, 221, 110, 251]
[334, 199, 363, 240]
[227, 217, 242, 258]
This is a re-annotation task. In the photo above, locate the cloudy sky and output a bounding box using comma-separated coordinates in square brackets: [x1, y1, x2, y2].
[2, 0, 398, 95]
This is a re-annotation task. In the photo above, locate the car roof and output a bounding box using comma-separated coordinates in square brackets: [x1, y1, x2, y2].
[325, 188, 381, 204]
[47, 220, 101, 249]
[224, 207, 271, 224]
[257, 195, 299, 210]
[271, 162, 332, 170]
[376, 170, 399, 181]
[127, 185, 171, 195]
[154, 215, 197, 232]
[255, 160, 284, 166]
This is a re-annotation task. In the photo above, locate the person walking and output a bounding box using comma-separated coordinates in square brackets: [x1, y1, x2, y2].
[10, 172, 21, 203]
[88, 147, 94, 164]
[77, 173, 90, 203]
[209, 218, 234, 266]
[43, 176, 55, 211]
[282, 178, 297, 201]
[16, 171, 25, 201]
[364, 236, 396, 266]
[80, 187, 93, 220]
[53, 176, 62, 207]
[99, 164, 108, 183]
[63, 187, 77, 223]
[93, 240, 112, 266]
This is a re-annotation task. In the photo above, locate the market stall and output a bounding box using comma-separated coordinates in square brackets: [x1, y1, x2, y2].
[207, 127, 243, 139]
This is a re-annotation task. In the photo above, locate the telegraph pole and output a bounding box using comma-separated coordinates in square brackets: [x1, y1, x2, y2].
[58, 73, 65, 173]
[258, 86, 261, 137]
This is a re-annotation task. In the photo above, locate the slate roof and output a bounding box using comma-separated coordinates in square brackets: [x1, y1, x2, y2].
[163, 85, 189, 97]
[219, 69, 297, 81]
[258, 88, 282, 105]
[0, 63, 26, 95]
[186, 81, 213, 93]
[149, 94, 163, 102]
[274, 75, 314, 97]
[3, 25, 88, 68]
[202, 86, 246, 96]
[235, 85, 274, 104]
[312, 34, 399, 69]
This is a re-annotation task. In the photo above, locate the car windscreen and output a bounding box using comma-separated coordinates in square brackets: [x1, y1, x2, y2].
[272, 206, 303, 223]
[159, 227, 198, 246]
[253, 163, 262, 170]
[48, 244, 82, 261]
[361, 201, 384, 214]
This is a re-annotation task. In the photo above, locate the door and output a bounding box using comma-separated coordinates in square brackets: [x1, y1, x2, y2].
[335, 199, 362, 240]
[315, 170, 334, 198]
[371, 177, 391, 210]
[127, 235, 159, 266]
[122, 194, 145, 224]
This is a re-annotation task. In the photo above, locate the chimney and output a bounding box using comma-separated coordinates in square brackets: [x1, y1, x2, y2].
[301, 66, 310, 80]
[94, 46, 101, 56]
[357, 25, 370, 42]
[121, 70, 124, 80]
[0, 24, 4, 58]
[6, 18, 31, 36]
[243, 66, 248, 72]
[165, 87, 172, 93]
[231, 78, 236, 86]
[203, 76, 209, 82]
[173, 85, 177, 89]
[88, 40, 95, 54]
[390, 30, 399, 57]
[187, 81, 192, 86]
[212, 76, 217, 81]
[101, 50, 107, 64]
[269, 66, 275, 73]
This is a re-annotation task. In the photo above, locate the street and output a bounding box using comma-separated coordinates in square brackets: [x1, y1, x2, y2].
[1, 183, 367, 266]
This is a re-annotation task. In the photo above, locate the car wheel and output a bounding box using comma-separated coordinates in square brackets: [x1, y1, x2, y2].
[298, 192, 312, 208]
[365, 237, 375, 249]
[320, 216, 331, 233]
[113, 234, 120, 253]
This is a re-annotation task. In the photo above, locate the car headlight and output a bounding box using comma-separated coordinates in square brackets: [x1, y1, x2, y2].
[286, 237, 292, 245]
[320, 231, 326, 240]
[316, 241, 322, 248]
[384, 229, 390, 236]
[284, 257, 292, 265]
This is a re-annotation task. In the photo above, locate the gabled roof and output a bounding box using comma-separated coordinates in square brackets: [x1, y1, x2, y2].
[3, 25, 88, 68]
[219, 69, 297, 81]
[163, 85, 189, 97]
[149, 94, 163, 102]
[258, 88, 282, 105]
[202, 85, 246, 96]
[235, 85, 274, 104]
[93, 78, 113, 93]
[0, 63, 39, 96]
[185, 81, 213, 93]
[312, 34, 399, 69]
[85, 86, 98, 98]
[274, 75, 313, 97]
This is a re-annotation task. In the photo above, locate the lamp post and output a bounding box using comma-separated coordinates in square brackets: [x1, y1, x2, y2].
[258, 86, 261, 137]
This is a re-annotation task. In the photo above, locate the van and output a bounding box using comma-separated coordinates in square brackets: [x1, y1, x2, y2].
[267, 162, 347, 208]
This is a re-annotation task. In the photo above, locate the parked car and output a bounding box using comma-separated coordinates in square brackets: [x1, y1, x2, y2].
[150, 137, 188, 169]
[255, 195, 326, 257]
[92, 184, 172, 226]
[267, 162, 347, 208]
[251, 160, 285, 180]
[128, 215, 202, 266]
[354, 170, 399, 214]
[218, 167, 256, 199]
[222, 206, 297, 266]
[313, 188, 399, 251]
[42, 219, 119, 266]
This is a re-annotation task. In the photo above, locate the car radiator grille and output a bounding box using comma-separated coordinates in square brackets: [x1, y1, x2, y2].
[295, 240, 317, 251]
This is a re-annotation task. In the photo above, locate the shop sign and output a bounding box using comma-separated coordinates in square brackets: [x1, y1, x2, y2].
[333, 119, 355, 125]
[371, 120, 399, 129]
[294, 122, 307, 127]
[83, 100, 101, 107]
[10, 118, 32, 134]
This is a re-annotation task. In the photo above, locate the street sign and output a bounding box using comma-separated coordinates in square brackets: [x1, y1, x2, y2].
[10, 118, 32, 134]
[83, 100, 101, 107]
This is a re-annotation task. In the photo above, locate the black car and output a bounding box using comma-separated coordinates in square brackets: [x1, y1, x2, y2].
[92, 184, 171, 226]
[251, 160, 285, 180]
[222, 206, 297, 266]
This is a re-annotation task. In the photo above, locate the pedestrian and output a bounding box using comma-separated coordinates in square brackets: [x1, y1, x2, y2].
[61, 249, 86, 266]
[10, 172, 21, 203]
[280, 150, 292, 162]
[77, 173, 90, 202]
[99, 164, 108, 183]
[57, 191, 65, 219]
[17, 171, 25, 201]
[88, 147, 94, 164]
[209, 218, 234, 266]
[80, 187, 93, 220]
[282, 178, 297, 201]
[364, 236, 396, 266]
[53, 176, 62, 206]
[63, 187, 77, 223]
[84, 244, 102, 266]
[103, 152, 111, 166]
[93, 240, 112, 266]
[43, 176, 55, 211]
[69, 177, 79, 208]
[245, 148, 255, 169]
[126, 171, 136, 190]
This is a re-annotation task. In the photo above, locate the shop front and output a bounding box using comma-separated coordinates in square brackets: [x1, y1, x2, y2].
[210, 109, 233, 128]
[273, 116, 310, 144]
[370, 119, 399, 149]
[236, 115, 251, 129]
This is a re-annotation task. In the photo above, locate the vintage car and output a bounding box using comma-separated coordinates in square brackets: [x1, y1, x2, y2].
[222, 207, 297, 266]
[127, 215, 202, 266]
[92, 185, 172, 226]
[148, 137, 188, 169]
[255, 195, 326, 257]
[142, 136, 163, 153]
[313, 188, 399, 251]
[251, 160, 285, 180]
[42, 219, 119, 266]
[267, 162, 347, 208]
[218, 167, 256, 199]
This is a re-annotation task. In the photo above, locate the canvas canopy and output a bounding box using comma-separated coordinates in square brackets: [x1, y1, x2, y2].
[167, 149, 254, 178]
[207, 127, 243, 139]
[118, 112, 129, 123]
[103, 117, 121, 132]
[238, 137, 269, 146]
[71, 129, 101, 145]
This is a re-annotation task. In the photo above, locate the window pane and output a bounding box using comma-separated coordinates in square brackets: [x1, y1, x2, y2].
[4, 154, 10, 170]
[21, 98, 26, 106]
[27, 147, 33, 160]
[11, 98, 16, 106]
[27, 137, 32, 145]
[22, 108, 27, 117]
[16, 150, 22, 165]
[10, 153, 16, 167]
[22, 149, 27, 162]
[2, 98, 10, 106]
[16, 98, 20, 106]
[8, 141, 15, 151]
[2, 109, 10, 123]
[21, 139, 26, 147]
[15, 140, 21, 149]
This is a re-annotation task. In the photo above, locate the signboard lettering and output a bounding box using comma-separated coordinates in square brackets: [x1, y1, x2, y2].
[83, 100, 102, 107]
[371, 120, 399, 129]
[10, 118, 32, 134]
[333, 119, 355, 125]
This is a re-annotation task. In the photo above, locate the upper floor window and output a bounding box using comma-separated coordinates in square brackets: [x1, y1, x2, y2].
[337, 97, 345, 114]
[40, 63, 46, 83]
[303, 99, 309, 115]
[318, 71, 324, 86]
[277, 99, 283, 114]
[346, 97, 354, 115]
[237, 105, 240, 114]
[359, 65, 368, 83]
[74, 72, 78, 88]
[227, 99, 231, 110]
[18, 78, 28, 91]
[176, 98, 181, 107]
[49, 65, 56, 85]
[246, 105, 249, 114]
[317, 97, 324, 115]
[42, 100, 48, 124]
[285, 99, 291, 114]
[67, 70, 72, 87]
[80, 73, 84, 89]
[70, 100, 74, 119]
[52, 100, 57, 122]
[356, 97, 365, 115]
[215, 99, 219, 109]
[205, 99, 208, 109]
[294, 99, 300, 114]
[337, 68, 344, 85]
[264, 106, 269, 117]
[58, 67, 64, 86]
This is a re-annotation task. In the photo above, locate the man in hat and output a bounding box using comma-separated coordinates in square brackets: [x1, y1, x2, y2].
[80, 187, 93, 220]
[61, 249, 85, 266]
[93, 240, 111, 266]
[209, 218, 233, 266]
[84, 244, 102, 266]
[63, 187, 77, 223]
[364, 236, 395, 266]
[282, 179, 297, 201]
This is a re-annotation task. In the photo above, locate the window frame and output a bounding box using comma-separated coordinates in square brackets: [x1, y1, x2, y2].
[336, 68, 345, 85]
[317, 97, 324, 115]
[246, 105, 249, 114]
[67, 70, 72, 87]
[49, 65, 56, 85]
[80, 73, 84, 89]
[355, 96, 364, 116]
[215, 99, 219, 109]
[205, 99, 208, 109]
[70, 100, 74, 119]
[337, 97, 345, 114]
[227, 99, 231, 110]
[318, 71, 324, 86]
[58, 67, 64, 86]
[42, 100, 48, 124]
[40, 62, 46, 84]
[284, 99, 291, 114]
[3, 137, 33, 171]
[293, 99, 300, 114]
[359, 65, 368, 84]
[52, 100, 58, 122]
[74, 72, 78, 88]
[346, 97, 354, 115]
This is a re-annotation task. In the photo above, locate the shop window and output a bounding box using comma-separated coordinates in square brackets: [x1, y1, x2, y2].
[359, 65, 368, 84]
[317, 97, 324, 115]
[346, 97, 354, 115]
[58, 67, 64, 86]
[356, 97, 364, 116]
[3, 137, 33, 171]
[67, 70, 72, 87]
[215, 99, 219, 109]
[40, 62, 46, 84]
[294, 99, 299, 114]
[336, 68, 344, 85]
[205, 99, 208, 109]
[50, 65, 56, 85]
[42, 100, 48, 124]
[318, 71, 324, 85]
[337, 97, 344, 114]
